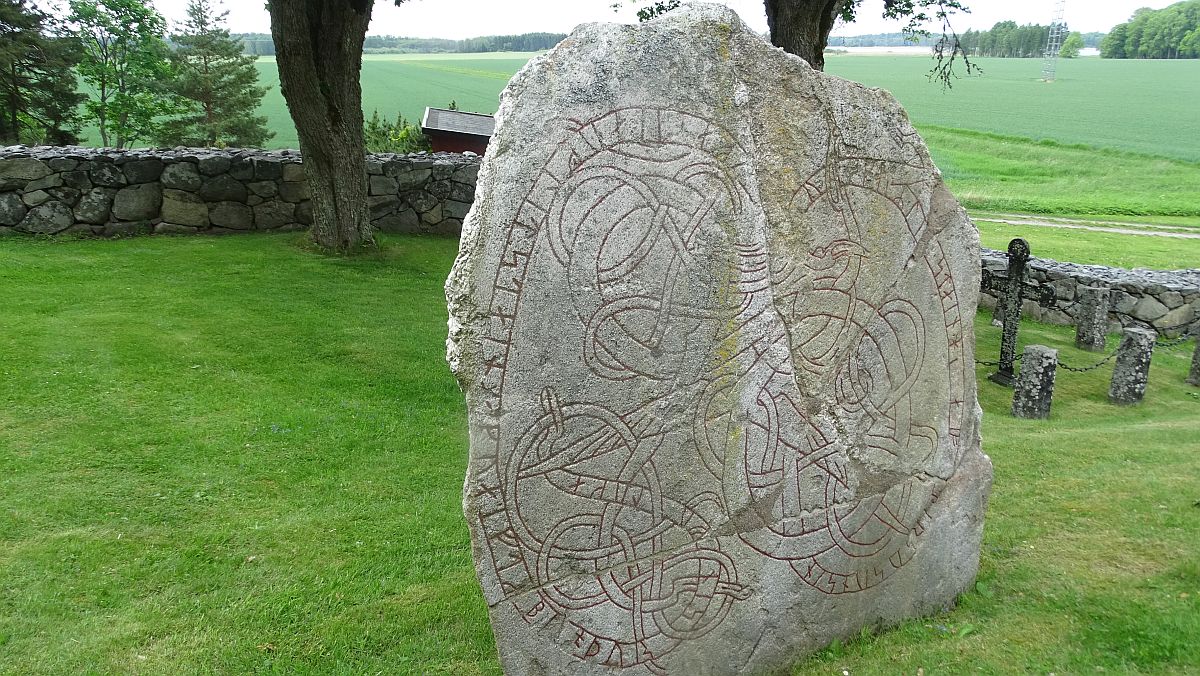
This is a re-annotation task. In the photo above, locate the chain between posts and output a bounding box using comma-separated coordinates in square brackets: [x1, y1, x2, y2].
[976, 353, 1023, 367]
[1058, 347, 1120, 373]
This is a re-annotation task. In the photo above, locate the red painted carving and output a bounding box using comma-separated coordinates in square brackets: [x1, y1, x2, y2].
[473, 107, 970, 670]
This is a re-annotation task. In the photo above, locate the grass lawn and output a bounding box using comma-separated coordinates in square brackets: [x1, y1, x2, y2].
[1, 234, 1197, 674]
[974, 219, 1200, 270]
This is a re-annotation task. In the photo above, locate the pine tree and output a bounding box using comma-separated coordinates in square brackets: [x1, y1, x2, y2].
[1, 0, 85, 145]
[159, 0, 272, 148]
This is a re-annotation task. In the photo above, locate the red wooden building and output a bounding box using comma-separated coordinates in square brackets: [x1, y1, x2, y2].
[421, 107, 495, 155]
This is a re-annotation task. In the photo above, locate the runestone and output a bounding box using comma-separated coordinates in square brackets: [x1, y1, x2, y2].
[446, 5, 992, 674]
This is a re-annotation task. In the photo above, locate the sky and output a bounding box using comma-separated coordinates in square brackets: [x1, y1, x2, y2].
[148, 0, 1178, 40]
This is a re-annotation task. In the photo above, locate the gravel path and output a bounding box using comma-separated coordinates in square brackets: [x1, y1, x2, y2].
[975, 214, 1200, 240]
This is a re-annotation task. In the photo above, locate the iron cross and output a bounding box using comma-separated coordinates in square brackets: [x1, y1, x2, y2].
[982, 238, 1057, 387]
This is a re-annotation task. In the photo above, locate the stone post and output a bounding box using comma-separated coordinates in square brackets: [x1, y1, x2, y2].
[1012, 345, 1058, 419]
[1074, 286, 1110, 352]
[1187, 333, 1200, 387]
[1108, 327, 1156, 405]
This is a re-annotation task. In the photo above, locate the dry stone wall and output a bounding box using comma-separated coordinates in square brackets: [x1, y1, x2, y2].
[980, 248, 1200, 334]
[0, 146, 479, 237]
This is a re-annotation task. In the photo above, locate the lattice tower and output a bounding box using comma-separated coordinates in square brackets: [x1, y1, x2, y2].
[1041, 0, 1068, 82]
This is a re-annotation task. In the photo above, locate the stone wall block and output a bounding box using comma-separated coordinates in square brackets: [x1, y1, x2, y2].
[419, 203, 443, 225]
[0, 158, 51, 181]
[278, 181, 310, 203]
[112, 183, 162, 221]
[252, 157, 283, 181]
[430, 217, 462, 236]
[46, 158, 77, 172]
[228, 158, 254, 181]
[90, 162, 127, 188]
[1131, 295, 1169, 322]
[445, 200, 472, 220]
[22, 190, 50, 207]
[24, 173, 63, 192]
[403, 190, 438, 213]
[0, 192, 28, 226]
[449, 181, 475, 202]
[396, 168, 431, 190]
[1159, 291, 1184, 309]
[46, 186, 82, 207]
[431, 160, 454, 180]
[209, 201, 253, 230]
[281, 163, 305, 182]
[61, 170, 92, 190]
[75, 187, 116, 224]
[428, 179, 453, 200]
[122, 158, 164, 184]
[368, 195, 400, 218]
[162, 189, 210, 228]
[199, 174, 248, 203]
[161, 162, 202, 191]
[197, 155, 231, 176]
[374, 208, 419, 233]
[248, 181, 278, 198]
[369, 174, 398, 196]
[452, 163, 479, 183]
[253, 200, 294, 230]
[295, 200, 313, 225]
[1154, 303, 1196, 333]
[18, 200, 73, 234]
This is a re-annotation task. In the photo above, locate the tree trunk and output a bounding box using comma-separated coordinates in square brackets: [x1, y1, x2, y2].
[763, 0, 843, 71]
[268, 0, 374, 252]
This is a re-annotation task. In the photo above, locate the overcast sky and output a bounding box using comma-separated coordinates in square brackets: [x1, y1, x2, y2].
[148, 0, 1177, 40]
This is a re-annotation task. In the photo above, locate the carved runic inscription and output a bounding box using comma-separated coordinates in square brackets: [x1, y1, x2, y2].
[458, 103, 975, 672]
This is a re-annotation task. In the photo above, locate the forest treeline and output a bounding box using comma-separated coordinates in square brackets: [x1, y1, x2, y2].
[1101, 0, 1200, 59]
[829, 26, 1104, 57]
[235, 32, 567, 56]
[957, 23, 1103, 58]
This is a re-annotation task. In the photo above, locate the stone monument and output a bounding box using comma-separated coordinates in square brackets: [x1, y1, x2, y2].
[1074, 286, 1111, 352]
[1108, 327, 1156, 405]
[1012, 345, 1058, 419]
[446, 6, 992, 673]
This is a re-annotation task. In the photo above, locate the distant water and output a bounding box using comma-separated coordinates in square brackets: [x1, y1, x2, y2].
[827, 46, 933, 56]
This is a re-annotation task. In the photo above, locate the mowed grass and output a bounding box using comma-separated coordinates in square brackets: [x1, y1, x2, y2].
[1, 234, 1198, 673]
[975, 219, 1200, 270]
[925, 127, 1200, 218]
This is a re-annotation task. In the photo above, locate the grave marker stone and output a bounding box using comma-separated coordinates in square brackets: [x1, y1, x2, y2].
[1074, 286, 1111, 352]
[1108, 327, 1156, 405]
[446, 6, 993, 673]
[1012, 345, 1058, 419]
[1187, 331, 1200, 387]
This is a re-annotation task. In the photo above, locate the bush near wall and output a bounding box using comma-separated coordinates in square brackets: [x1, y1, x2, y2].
[0, 147, 479, 237]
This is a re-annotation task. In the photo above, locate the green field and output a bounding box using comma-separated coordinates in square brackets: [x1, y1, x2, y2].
[824, 56, 1200, 163]
[254, 53, 540, 151]
[245, 53, 1200, 221]
[1, 234, 1197, 673]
